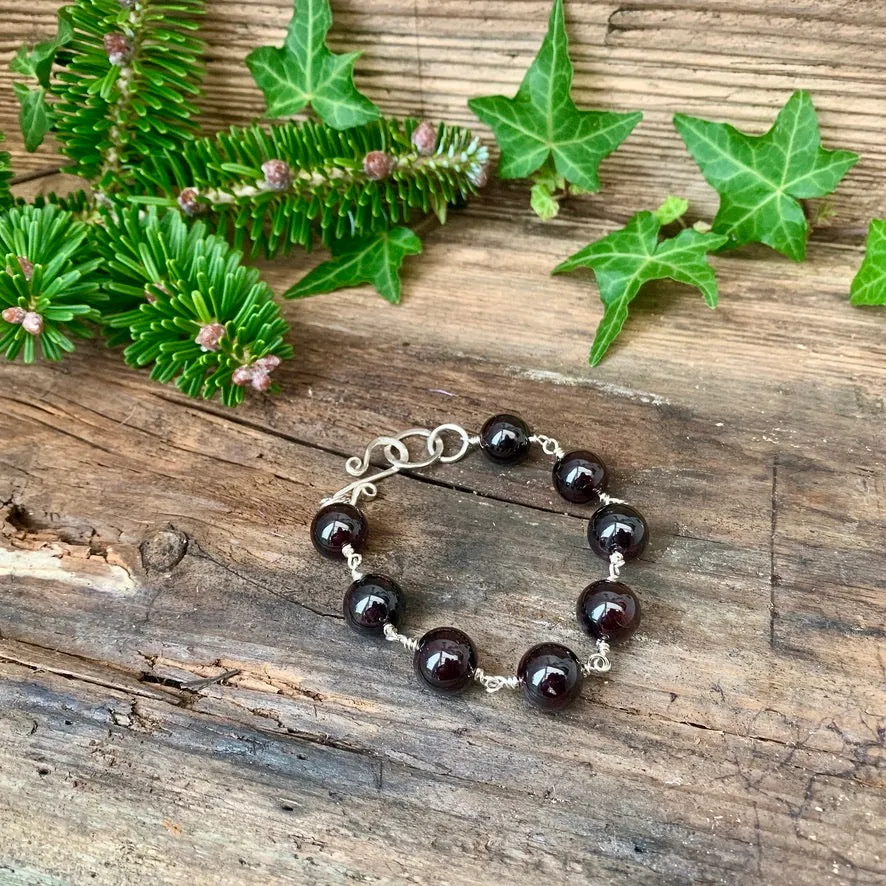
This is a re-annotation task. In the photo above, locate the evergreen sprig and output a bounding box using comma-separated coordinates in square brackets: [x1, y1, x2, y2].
[100, 208, 293, 406]
[52, 0, 205, 191]
[132, 117, 489, 257]
[0, 203, 105, 362]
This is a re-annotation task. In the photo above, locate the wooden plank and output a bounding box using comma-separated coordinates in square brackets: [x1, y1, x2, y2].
[0, 0, 884, 882]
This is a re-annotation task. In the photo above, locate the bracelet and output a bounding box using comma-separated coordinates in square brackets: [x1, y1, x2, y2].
[310, 413, 648, 713]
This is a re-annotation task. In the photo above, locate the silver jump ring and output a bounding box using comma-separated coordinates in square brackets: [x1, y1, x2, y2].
[427, 423, 473, 463]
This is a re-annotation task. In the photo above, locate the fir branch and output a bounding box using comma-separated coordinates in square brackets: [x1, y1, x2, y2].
[51, 0, 206, 192]
[132, 117, 489, 257]
[99, 208, 293, 405]
[0, 204, 105, 363]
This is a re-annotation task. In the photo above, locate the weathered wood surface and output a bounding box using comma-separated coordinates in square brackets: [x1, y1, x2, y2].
[1, 1, 885, 885]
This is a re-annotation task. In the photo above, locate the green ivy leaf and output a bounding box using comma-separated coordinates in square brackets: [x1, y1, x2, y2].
[246, 0, 380, 130]
[284, 227, 422, 304]
[468, 0, 641, 206]
[654, 195, 689, 226]
[10, 7, 72, 87]
[13, 83, 53, 153]
[674, 91, 859, 262]
[849, 219, 886, 306]
[10, 6, 73, 152]
[553, 206, 728, 365]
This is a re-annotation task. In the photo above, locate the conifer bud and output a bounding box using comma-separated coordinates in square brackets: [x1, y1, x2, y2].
[21, 312, 44, 335]
[5, 256, 33, 281]
[195, 323, 226, 352]
[363, 151, 394, 181]
[261, 159, 293, 192]
[2, 306, 25, 325]
[231, 366, 253, 387]
[252, 355, 281, 373]
[103, 33, 133, 66]
[177, 188, 204, 216]
[470, 163, 489, 188]
[411, 121, 438, 156]
[251, 372, 272, 392]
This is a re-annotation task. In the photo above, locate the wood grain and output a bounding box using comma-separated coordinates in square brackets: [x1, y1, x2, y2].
[1, 1, 885, 885]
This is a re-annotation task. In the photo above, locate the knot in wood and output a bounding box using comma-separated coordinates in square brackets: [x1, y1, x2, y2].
[140, 526, 188, 572]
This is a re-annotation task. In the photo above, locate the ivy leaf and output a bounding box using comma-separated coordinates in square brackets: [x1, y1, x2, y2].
[849, 220, 886, 306]
[468, 0, 642, 209]
[246, 0, 380, 130]
[13, 83, 53, 153]
[553, 203, 728, 365]
[10, 7, 72, 87]
[10, 6, 73, 152]
[284, 227, 422, 304]
[654, 195, 689, 226]
[674, 90, 859, 261]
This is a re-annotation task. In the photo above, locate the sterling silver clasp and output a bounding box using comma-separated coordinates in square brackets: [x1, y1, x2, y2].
[322, 423, 478, 507]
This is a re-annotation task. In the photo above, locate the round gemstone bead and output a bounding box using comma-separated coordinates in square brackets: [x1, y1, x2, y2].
[577, 580, 641, 644]
[552, 449, 607, 503]
[479, 413, 532, 465]
[413, 627, 477, 695]
[518, 643, 583, 713]
[588, 503, 648, 561]
[310, 502, 368, 560]
[343, 574, 404, 635]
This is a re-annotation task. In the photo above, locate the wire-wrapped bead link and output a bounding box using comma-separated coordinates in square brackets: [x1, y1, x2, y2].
[311, 415, 648, 713]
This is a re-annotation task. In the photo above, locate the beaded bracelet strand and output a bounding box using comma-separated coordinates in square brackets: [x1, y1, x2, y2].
[310, 413, 648, 713]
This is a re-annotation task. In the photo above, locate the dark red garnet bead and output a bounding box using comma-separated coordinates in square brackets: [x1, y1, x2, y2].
[310, 502, 368, 560]
[343, 574, 404, 635]
[552, 449, 607, 503]
[518, 643, 583, 713]
[577, 580, 641, 644]
[413, 627, 477, 695]
[588, 503, 648, 561]
[479, 413, 532, 465]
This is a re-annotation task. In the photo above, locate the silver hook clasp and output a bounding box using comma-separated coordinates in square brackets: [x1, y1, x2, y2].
[322, 423, 477, 507]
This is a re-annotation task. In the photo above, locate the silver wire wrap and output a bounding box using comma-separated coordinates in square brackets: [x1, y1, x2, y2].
[383, 622, 420, 652]
[608, 551, 625, 581]
[473, 669, 521, 693]
[342, 544, 364, 582]
[530, 434, 566, 460]
[582, 639, 612, 676]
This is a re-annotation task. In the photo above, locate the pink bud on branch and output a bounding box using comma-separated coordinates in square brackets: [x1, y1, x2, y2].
[232, 355, 282, 391]
[2, 306, 26, 325]
[177, 188, 204, 216]
[363, 151, 394, 181]
[411, 121, 438, 156]
[195, 323, 226, 352]
[261, 159, 293, 192]
[5, 256, 34, 281]
[21, 312, 44, 335]
[103, 32, 133, 66]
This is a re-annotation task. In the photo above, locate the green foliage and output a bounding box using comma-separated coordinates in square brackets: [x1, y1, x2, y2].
[849, 220, 886, 306]
[10, 7, 73, 152]
[134, 117, 488, 258]
[247, 0, 380, 130]
[553, 201, 728, 365]
[286, 227, 422, 303]
[0, 204, 105, 363]
[469, 0, 641, 218]
[654, 195, 689, 227]
[100, 208, 293, 406]
[674, 91, 858, 262]
[52, 0, 206, 190]
[0, 135, 12, 211]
